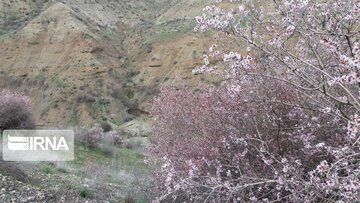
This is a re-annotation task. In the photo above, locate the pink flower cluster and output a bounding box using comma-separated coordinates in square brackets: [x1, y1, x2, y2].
[0, 89, 35, 130]
[0, 89, 32, 111]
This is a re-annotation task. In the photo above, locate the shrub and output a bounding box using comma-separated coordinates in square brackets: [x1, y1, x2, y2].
[79, 187, 93, 198]
[75, 126, 103, 148]
[0, 89, 35, 131]
[75, 125, 124, 148]
[75, 92, 96, 103]
[100, 122, 112, 132]
[104, 131, 124, 146]
[124, 139, 142, 150]
[41, 165, 54, 174]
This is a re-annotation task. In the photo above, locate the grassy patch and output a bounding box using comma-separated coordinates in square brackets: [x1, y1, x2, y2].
[72, 144, 146, 171]
[67, 107, 80, 126]
[41, 166, 54, 174]
[79, 187, 93, 198]
[57, 167, 68, 174]
[149, 20, 196, 41]
[40, 101, 57, 116]
[116, 147, 146, 170]
[50, 75, 67, 89]
[28, 40, 40, 45]
[38, 163, 57, 175]
[30, 143, 151, 201]
[72, 144, 113, 166]
[32, 73, 46, 82]
[85, 97, 110, 121]
[135, 196, 147, 203]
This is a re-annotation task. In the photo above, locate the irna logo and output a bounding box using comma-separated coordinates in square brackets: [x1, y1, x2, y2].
[2, 130, 74, 161]
[7, 135, 69, 151]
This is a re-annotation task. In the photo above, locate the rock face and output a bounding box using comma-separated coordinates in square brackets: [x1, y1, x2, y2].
[0, 0, 213, 127]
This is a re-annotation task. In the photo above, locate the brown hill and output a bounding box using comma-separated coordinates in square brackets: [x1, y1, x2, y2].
[0, 0, 212, 129]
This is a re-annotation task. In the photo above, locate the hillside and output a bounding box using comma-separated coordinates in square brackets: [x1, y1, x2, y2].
[0, 0, 212, 129]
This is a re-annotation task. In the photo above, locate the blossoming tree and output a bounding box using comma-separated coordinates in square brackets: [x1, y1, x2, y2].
[0, 90, 35, 131]
[151, 0, 359, 202]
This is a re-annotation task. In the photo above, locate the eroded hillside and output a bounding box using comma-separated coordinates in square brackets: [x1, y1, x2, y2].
[0, 0, 212, 129]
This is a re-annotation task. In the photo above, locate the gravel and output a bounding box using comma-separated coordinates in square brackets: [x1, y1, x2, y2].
[0, 173, 109, 203]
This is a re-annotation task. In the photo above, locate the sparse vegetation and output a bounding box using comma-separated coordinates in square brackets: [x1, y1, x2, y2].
[41, 165, 54, 175]
[28, 40, 40, 45]
[86, 97, 110, 120]
[67, 107, 80, 126]
[50, 75, 67, 89]
[79, 187, 92, 198]
[150, 19, 196, 40]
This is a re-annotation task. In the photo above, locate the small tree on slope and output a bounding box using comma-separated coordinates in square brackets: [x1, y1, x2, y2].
[0, 90, 35, 131]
